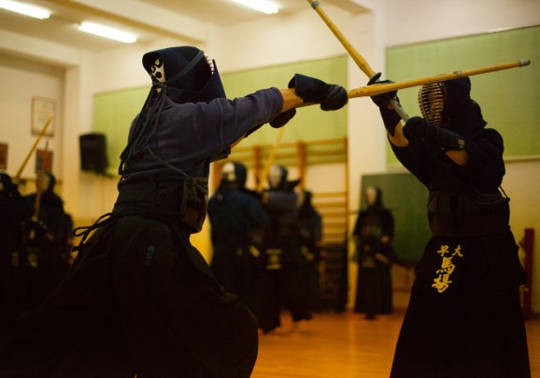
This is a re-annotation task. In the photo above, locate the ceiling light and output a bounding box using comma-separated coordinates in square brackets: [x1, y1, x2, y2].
[231, 0, 279, 14]
[0, 0, 51, 19]
[78, 22, 137, 43]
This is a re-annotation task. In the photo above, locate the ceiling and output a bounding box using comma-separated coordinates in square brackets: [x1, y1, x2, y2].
[0, 0, 160, 51]
[0, 0, 369, 52]
[140, 0, 368, 26]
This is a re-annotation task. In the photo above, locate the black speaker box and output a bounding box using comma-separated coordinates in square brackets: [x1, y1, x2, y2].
[79, 133, 108, 174]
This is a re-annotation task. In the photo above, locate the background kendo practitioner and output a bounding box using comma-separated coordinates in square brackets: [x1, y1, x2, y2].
[297, 190, 323, 312]
[208, 161, 268, 319]
[259, 164, 313, 333]
[0, 46, 347, 377]
[0, 173, 31, 324]
[24, 172, 73, 309]
[370, 76, 530, 377]
[352, 185, 394, 319]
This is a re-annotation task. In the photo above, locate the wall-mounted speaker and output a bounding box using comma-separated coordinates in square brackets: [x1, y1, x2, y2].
[79, 133, 107, 174]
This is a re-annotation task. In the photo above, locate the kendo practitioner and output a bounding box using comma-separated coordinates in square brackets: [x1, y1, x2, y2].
[24, 172, 73, 309]
[352, 185, 394, 319]
[370, 76, 530, 377]
[208, 161, 268, 319]
[0, 46, 347, 378]
[259, 164, 312, 333]
[297, 190, 323, 312]
[0, 173, 31, 324]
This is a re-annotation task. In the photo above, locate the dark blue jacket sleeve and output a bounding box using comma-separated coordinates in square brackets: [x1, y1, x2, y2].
[125, 88, 283, 178]
[392, 128, 505, 193]
[161, 88, 283, 164]
[464, 128, 505, 192]
[390, 141, 437, 187]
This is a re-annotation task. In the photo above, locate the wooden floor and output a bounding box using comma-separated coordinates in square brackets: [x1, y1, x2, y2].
[253, 310, 540, 378]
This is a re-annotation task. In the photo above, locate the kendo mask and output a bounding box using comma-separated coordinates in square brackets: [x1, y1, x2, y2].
[365, 185, 383, 208]
[36, 172, 55, 193]
[221, 161, 247, 188]
[142, 46, 226, 104]
[418, 77, 486, 136]
[268, 165, 288, 190]
[0, 173, 18, 197]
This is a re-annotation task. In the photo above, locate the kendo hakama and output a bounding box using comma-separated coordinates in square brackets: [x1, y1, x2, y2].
[297, 191, 323, 312]
[259, 168, 312, 333]
[389, 131, 530, 378]
[208, 163, 268, 319]
[24, 173, 73, 309]
[352, 191, 394, 317]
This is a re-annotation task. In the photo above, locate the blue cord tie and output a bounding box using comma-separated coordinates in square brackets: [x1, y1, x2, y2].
[145, 245, 156, 266]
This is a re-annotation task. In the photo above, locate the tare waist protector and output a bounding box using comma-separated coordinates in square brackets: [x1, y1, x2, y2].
[428, 190, 509, 237]
[115, 175, 208, 233]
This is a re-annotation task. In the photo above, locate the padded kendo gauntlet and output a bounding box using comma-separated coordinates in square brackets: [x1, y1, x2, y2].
[368, 77, 401, 136]
[403, 116, 465, 150]
[270, 74, 347, 128]
[289, 74, 348, 110]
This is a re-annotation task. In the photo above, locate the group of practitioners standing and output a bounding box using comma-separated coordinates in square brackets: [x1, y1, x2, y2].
[208, 161, 322, 334]
[208, 157, 400, 329]
[1, 171, 73, 325]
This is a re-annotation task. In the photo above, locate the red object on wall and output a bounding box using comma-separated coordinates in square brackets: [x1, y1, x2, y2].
[35, 149, 53, 173]
[519, 228, 534, 319]
[0, 143, 7, 170]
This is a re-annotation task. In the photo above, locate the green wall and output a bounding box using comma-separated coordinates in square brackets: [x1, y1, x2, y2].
[92, 55, 348, 173]
[386, 25, 540, 166]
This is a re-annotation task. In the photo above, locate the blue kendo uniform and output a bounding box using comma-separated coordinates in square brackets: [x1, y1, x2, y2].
[0, 173, 31, 325]
[297, 191, 323, 312]
[370, 77, 530, 378]
[0, 46, 347, 378]
[259, 165, 313, 333]
[208, 161, 268, 319]
[24, 173, 73, 312]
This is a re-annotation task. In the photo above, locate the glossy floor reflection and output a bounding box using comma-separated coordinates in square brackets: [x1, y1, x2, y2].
[253, 310, 540, 378]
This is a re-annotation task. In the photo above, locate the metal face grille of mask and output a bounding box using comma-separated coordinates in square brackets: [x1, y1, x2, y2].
[221, 162, 236, 183]
[418, 82, 446, 127]
[268, 165, 283, 189]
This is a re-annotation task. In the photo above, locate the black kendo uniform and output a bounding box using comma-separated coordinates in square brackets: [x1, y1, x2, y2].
[352, 187, 394, 318]
[371, 77, 530, 378]
[0, 173, 31, 324]
[297, 191, 323, 312]
[208, 161, 268, 319]
[259, 165, 312, 333]
[0, 47, 347, 377]
[24, 173, 73, 309]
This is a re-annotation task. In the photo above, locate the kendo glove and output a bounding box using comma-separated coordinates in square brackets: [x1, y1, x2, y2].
[403, 116, 465, 150]
[270, 108, 296, 128]
[288, 74, 348, 110]
[367, 76, 401, 136]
